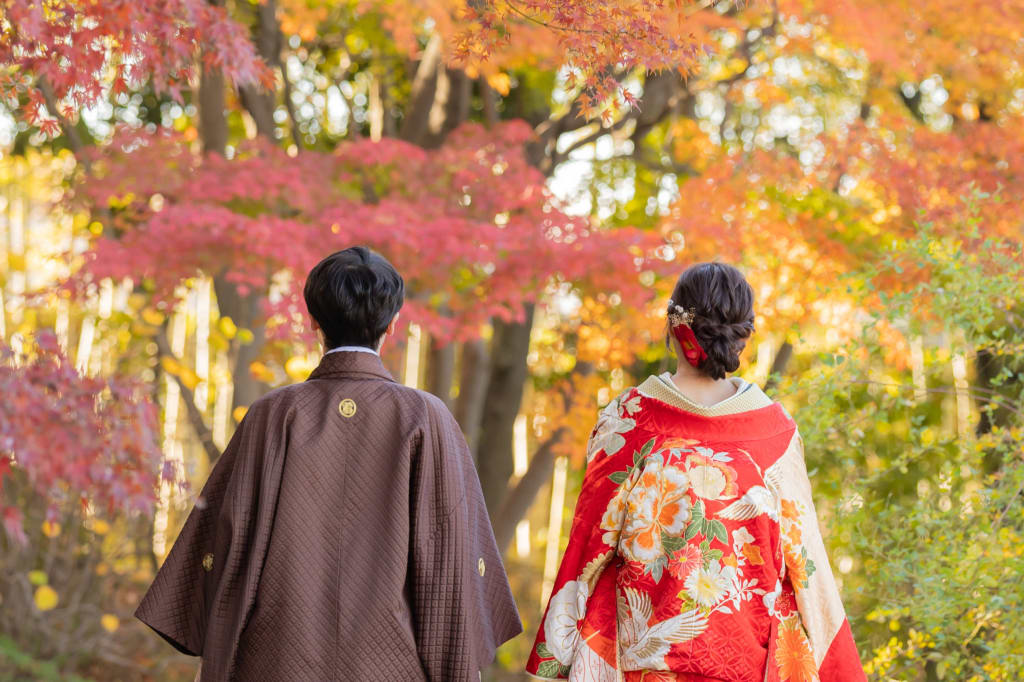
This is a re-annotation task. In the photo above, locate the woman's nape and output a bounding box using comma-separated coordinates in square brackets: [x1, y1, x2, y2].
[669, 335, 742, 407]
[666, 261, 756, 406]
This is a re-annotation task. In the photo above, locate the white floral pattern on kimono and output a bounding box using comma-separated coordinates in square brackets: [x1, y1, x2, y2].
[587, 393, 642, 461]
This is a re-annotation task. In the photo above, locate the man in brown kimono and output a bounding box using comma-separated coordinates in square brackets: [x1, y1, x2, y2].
[136, 246, 522, 680]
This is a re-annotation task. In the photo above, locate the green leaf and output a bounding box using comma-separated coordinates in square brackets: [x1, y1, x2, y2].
[608, 470, 628, 484]
[536, 660, 561, 677]
[649, 557, 665, 583]
[558, 664, 572, 677]
[705, 549, 723, 563]
[692, 500, 705, 521]
[684, 521, 701, 541]
[711, 520, 728, 545]
[640, 437, 657, 458]
[536, 642, 553, 659]
[661, 532, 685, 554]
[699, 538, 710, 553]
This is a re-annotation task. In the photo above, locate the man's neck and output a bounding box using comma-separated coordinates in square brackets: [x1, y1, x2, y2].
[325, 345, 379, 356]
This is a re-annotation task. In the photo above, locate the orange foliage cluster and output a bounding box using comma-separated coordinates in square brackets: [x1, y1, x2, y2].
[660, 0, 1024, 352]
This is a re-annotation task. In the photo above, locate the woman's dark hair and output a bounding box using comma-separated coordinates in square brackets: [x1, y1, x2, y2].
[303, 246, 405, 349]
[668, 262, 755, 380]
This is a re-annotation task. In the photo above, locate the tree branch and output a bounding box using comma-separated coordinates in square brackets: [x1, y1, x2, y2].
[631, 148, 698, 177]
[154, 329, 222, 463]
[492, 426, 570, 553]
[37, 77, 87, 161]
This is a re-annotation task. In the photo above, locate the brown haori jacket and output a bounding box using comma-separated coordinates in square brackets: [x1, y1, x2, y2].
[136, 351, 522, 680]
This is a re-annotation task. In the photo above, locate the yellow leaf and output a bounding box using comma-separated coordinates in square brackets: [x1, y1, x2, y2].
[28, 570, 48, 586]
[95, 563, 110, 576]
[34, 585, 58, 611]
[141, 308, 165, 326]
[218, 316, 238, 339]
[130, 321, 158, 337]
[100, 614, 120, 633]
[41, 520, 61, 538]
[485, 72, 512, 96]
[232, 406, 248, 423]
[249, 361, 276, 384]
[236, 328, 255, 345]
[179, 367, 201, 391]
[284, 356, 315, 382]
[92, 520, 110, 536]
[160, 355, 182, 376]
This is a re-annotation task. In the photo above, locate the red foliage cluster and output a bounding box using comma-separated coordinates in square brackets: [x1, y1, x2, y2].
[0, 333, 164, 544]
[74, 122, 669, 344]
[1, 0, 271, 134]
[455, 0, 714, 112]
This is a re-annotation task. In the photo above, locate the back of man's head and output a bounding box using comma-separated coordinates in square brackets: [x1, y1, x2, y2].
[303, 246, 405, 350]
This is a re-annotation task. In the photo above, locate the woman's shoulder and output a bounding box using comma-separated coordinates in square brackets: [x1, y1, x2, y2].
[634, 373, 777, 417]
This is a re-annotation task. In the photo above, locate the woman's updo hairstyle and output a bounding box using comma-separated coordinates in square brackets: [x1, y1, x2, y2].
[668, 262, 755, 380]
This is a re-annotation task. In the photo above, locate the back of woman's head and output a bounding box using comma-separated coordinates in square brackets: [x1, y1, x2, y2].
[668, 262, 755, 380]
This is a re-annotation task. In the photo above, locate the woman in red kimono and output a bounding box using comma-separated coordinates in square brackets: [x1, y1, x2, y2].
[526, 263, 865, 682]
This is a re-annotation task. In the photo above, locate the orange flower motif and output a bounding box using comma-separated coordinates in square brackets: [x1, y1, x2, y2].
[786, 523, 803, 547]
[785, 548, 808, 589]
[619, 462, 691, 564]
[781, 498, 801, 521]
[684, 454, 739, 500]
[775, 616, 817, 682]
[741, 543, 765, 566]
[633, 671, 679, 681]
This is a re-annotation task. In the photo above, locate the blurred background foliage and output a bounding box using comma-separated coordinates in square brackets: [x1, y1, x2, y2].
[1, 0, 1022, 680]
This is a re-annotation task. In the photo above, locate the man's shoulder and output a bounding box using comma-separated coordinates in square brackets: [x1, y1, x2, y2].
[248, 382, 308, 411]
[256, 378, 447, 415]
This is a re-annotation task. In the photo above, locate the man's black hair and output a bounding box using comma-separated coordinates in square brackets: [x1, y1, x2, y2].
[303, 246, 405, 350]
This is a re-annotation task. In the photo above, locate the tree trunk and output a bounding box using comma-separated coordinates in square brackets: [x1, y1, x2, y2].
[237, 0, 281, 140]
[198, 64, 227, 156]
[476, 306, 535, 516]
[975, 346, 1021, 474]
[213, 277, 270, 418]
[399, 34, 444, 146]
[763, 340, 793, 392]
[425, 336, 455, 409]
[479, 77, 499, 128]
[454, 339, 490, 456]
[491, 426, 568, 553]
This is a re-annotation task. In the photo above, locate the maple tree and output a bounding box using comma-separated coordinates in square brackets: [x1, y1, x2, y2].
[0, 332, 163, 544]
[457, 0, 719, 112]
[0, 0, 269, 137]
[72, 119, 666, 347]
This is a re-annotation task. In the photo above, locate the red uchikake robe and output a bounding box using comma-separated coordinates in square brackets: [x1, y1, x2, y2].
[526, 381, 866, 682]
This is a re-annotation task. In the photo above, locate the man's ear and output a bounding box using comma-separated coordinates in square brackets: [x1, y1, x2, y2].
[311, 318, 321, 333]
[386, 313, 399, 336]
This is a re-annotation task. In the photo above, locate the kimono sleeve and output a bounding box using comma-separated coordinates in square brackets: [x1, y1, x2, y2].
[773, 433, 866, 682]
[134, 398, 286, 672]
[409, 395, 522, 681]
[526, 394, 645, 680]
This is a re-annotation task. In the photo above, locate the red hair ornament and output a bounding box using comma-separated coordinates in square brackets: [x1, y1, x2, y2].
[668, 303, 708, 368]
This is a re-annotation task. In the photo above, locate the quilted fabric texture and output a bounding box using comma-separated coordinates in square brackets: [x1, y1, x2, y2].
[136, 351, 522, 681]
